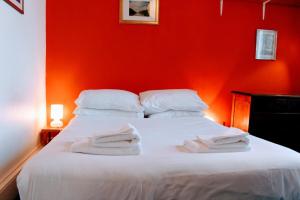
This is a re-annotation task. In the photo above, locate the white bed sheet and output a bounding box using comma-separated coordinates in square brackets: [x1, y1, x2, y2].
[17, 116, 300, 200]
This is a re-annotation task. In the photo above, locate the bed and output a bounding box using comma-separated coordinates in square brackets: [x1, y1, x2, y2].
[17, 116, 300, 200]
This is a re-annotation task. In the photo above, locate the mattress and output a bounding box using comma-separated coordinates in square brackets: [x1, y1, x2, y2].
[17, 116, 300, 200]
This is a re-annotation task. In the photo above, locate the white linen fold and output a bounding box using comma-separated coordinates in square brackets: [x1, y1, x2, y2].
[184, 140, 250, 153]
[70, 138, 141, 156]
[184, 127, 251, 153]
[91, 139, 139, 148]
[91, 123, 140, 144]
[197, 127, 248, 145]
[70, 123, 142, 155]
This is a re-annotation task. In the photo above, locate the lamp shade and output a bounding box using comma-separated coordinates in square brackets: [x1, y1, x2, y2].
[51, 104, 64, 119]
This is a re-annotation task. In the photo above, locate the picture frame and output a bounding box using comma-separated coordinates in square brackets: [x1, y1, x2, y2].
[255, 29, 277, 60]
[4, 0, 24, 14]
[120, 0, 159, 25]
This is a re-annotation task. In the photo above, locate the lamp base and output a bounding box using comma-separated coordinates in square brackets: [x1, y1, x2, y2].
[50, 119, 63, 128]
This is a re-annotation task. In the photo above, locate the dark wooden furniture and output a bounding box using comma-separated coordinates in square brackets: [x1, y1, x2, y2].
[231, 91, 300, 152]
[40, 128, 62, 145]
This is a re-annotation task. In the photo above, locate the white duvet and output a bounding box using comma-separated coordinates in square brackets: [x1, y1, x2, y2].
[17, 116, 300, 200]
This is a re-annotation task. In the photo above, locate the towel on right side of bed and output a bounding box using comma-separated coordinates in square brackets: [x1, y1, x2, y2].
[184, 127, 251, 153]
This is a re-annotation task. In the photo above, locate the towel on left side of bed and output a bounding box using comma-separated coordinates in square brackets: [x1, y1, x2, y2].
[70, 123, 142, 156]
[70, 138, 141, 156]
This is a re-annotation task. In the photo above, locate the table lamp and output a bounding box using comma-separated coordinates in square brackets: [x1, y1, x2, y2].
[50, 104, 64, 128]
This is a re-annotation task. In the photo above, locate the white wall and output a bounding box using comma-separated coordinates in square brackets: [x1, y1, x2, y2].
[0, 0, 46, 181]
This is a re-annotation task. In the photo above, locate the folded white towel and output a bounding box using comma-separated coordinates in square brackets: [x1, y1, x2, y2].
[92, 123, 141, 144]
[91, 139, 139, 148]
[197, 127, 249, 145]
[70, 138, 141, 156]
[184, 140, 250, 153]
[197, 136, 250, 149]
[202, 140, 249, 149]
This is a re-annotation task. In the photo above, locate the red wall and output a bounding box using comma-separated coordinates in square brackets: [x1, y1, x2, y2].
[46, 0, 300, 126]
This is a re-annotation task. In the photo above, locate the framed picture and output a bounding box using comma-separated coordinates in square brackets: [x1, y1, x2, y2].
[4, 0, 24, 14]
[256, 29, 277, 60]
[120, 0, 159, 25]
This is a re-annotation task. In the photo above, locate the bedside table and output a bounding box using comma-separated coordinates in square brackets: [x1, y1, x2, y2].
[40, 128, 62, 145]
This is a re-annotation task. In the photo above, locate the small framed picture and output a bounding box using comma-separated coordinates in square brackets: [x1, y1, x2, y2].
[256, 29, 277, 60]
[4, 0, 24, 14]
[120, 0, 159, 25]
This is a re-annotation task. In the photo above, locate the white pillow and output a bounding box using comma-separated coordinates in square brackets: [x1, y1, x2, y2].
[75, 89, 144, 112]
[148, 111, 204, 118]
[140, 89, 208, 115]
[73, 108, 144, 118]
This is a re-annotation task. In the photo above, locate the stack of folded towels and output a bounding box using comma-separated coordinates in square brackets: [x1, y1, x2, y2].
[184, 127, 250, 153]
[70, 123, 141, 156]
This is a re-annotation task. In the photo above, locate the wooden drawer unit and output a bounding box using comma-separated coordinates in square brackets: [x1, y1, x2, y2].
[231, 91, 300, 152]
[251, 96, 300, 113]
